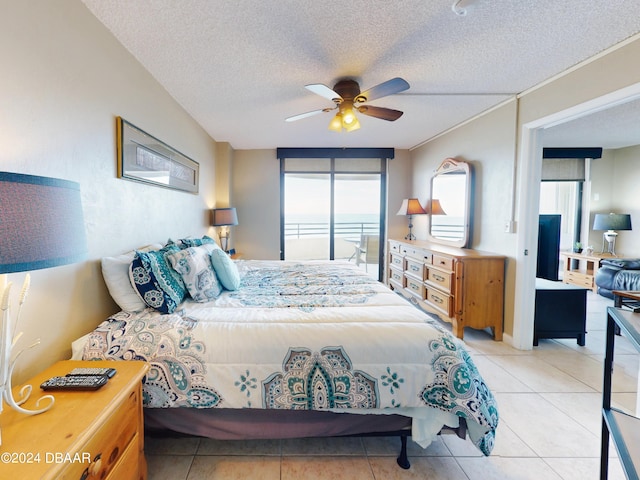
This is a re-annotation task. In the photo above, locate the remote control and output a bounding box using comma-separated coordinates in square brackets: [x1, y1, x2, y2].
[67, 367, 117, 378]
[40, 375, 108, 391]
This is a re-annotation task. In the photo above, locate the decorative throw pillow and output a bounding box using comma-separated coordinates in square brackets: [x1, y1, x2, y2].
[101, 243, 163, 312]
[168, 236, 219, 249]
[167, 245, 222, 302]
[209, 248, 240, 290]
[129, 245, 187, 313]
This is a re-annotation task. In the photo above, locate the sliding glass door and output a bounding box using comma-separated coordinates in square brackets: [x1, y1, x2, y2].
[279, 151, 388, 281]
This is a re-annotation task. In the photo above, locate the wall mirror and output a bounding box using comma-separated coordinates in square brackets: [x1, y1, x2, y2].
[427, 158, 473, 248]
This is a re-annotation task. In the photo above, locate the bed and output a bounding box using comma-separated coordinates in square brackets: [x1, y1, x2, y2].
[71, 238, 498, 468]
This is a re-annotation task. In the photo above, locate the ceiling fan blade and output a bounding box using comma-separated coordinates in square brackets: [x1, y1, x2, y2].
[305, 83, 342, 102]
[285, 108, 331, 122]
[355, 77, 410, 103]
[357, 105, 404, 121]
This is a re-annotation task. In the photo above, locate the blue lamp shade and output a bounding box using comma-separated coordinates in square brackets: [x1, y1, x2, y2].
[0, 172, 88, 274]
[592, 213, 632, 231]
[211, 208, 238, 227]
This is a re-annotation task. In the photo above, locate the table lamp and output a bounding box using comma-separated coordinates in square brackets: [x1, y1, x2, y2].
[396, 199, 426, 240]
[211, 207, 239, 252]
[592, 213, 632, 256]
[0, 172, 88, 439]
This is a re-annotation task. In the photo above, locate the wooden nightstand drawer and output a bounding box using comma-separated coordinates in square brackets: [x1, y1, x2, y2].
[104, 433, 143, 480]
[59, 387, 140, 479]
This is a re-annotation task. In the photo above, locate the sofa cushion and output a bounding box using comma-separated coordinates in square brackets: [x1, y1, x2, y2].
[600, 258, 640, 270]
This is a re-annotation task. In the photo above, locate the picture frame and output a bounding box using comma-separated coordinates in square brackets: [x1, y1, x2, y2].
[116, 117, 199, 193]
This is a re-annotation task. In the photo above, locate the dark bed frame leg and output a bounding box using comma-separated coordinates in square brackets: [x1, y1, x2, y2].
[396, 432, 411, 469]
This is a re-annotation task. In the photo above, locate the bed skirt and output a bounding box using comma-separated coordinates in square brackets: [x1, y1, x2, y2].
[144, 408, 467, 469]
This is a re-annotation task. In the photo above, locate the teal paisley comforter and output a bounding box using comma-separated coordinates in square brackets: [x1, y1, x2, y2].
[78, 260, 498, 455]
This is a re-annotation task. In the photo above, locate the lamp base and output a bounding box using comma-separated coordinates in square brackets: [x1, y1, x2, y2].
[1, 276, 55, 446]
[601, 230, 619, 256]
[404, 216, 415, 241]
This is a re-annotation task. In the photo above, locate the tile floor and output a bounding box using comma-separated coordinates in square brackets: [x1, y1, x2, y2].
[145, 291, 634, 479]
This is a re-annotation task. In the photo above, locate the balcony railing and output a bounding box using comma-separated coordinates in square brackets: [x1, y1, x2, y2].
[284, 221, 379, 240]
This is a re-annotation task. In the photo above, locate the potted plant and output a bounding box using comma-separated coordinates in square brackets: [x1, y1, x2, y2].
[573, 242, 583, 253]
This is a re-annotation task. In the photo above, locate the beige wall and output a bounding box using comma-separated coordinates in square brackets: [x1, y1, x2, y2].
[610, 145, 640, 256]
[1, 1, 217, 382]
[587, 145, 640, 256]
[410, 100, 519, 335]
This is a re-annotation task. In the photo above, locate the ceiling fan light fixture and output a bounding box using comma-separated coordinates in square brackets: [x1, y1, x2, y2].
[328, 112, 343, 132]
[341, 104, 357, 125]
[343, 114, 360, 132]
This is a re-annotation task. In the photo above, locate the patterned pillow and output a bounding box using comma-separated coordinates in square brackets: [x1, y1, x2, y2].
[209, 248, 240, 290]
[168, 236, 219, 249]
[167, 245, 222, 302]
[129, 245, 187, 313]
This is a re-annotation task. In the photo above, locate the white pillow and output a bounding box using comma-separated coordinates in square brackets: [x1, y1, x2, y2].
[101, 243, 163, 312]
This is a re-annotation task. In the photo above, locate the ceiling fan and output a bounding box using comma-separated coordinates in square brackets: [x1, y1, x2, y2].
[285, 77, 410, 132]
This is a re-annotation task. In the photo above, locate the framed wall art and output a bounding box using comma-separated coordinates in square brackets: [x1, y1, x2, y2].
[116, 117, 199, 193]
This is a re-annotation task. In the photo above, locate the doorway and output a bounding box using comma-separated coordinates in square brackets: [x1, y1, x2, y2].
[513, 82, 640, 350]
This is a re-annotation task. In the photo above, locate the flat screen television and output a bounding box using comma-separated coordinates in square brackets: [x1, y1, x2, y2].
[537, 214, 561, 281]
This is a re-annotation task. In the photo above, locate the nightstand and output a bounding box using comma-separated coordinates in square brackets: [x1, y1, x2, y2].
[0, 360, 148, 480]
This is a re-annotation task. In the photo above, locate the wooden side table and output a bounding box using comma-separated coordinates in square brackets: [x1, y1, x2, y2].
[560, 251, 618, 293]
[0, 360, 148, 480]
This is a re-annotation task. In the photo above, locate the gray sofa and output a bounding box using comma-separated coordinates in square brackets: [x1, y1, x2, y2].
[595, 258, 640, 298]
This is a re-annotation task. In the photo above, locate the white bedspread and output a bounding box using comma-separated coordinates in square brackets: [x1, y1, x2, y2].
[74, 260, 498, 454]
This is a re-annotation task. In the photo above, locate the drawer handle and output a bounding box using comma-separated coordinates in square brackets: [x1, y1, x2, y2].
[432, 273, 445, 282]
[430, 295, 443, 304]
[438, 260, 446, 266]
[109, 446, 120, 464]
[410, 265, 419, 272]
[410, 283, 419, 291]
[88, 454, 103, 477]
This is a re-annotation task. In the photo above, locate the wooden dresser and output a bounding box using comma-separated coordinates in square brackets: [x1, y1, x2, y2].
[388, 239, 505, 340]
[0, 360, 148, 480]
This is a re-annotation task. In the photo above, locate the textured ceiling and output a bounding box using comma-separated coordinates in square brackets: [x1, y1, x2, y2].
[82, 0, 640, 150]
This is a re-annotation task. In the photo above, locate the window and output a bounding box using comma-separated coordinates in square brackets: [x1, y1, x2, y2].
[278, 148, 393, 281]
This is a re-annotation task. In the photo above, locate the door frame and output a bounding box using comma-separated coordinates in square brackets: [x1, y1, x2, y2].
[512, 82, 640, 349]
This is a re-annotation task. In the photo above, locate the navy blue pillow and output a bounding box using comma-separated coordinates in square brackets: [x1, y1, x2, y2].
[129, 245, 186, 313]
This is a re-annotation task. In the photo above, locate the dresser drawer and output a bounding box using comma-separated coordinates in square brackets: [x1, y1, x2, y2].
[402, 246, 432, 264]
[389, 252, 405, 269]
[389, 241, 402, 254]
[388, 266, 405, 287]
[426, 266, 452, 292]
[59, 388, 140, 480]
[405, 258, 426, 280]
[426, 287, 453, 316]
[432, 254, 454, 271]
[405, 275, 426, 300]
